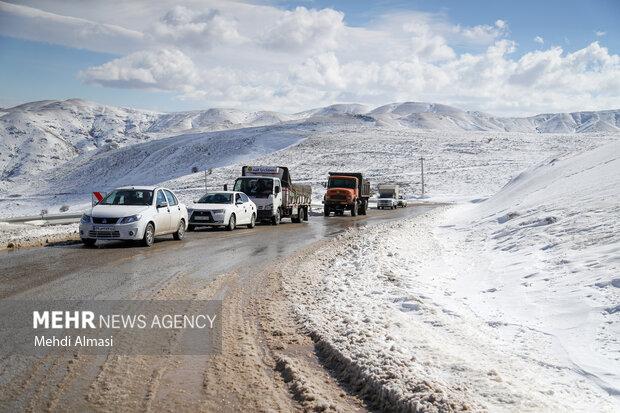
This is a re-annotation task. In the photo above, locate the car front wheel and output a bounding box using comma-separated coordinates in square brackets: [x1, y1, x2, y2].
[173, 220, 185, 240]
[227, 214, 236, 231]
[142, 223, 155, 247]
[247, 213, 256, 229]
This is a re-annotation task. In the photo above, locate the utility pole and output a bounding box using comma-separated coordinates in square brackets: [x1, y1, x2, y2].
[420, 157, 425, 197]
[204, 168, 213, 194]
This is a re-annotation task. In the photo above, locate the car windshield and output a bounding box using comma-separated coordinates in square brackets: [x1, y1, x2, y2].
[101, 189, 153, 206]
[379, 193, 394, 198]
[197, 193, 233, 204]
[328, 178, 356, 189]
[233, 178, 273, 198]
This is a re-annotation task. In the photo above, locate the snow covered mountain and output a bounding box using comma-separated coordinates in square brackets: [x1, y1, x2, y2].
[0, 99, 294, 181]
[0, 98, 618, 189]
[367, 102, 620, 132]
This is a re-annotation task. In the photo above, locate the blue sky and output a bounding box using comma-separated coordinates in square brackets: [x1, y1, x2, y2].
[0, 0, 618, 115]
[0, 36, 180, 110]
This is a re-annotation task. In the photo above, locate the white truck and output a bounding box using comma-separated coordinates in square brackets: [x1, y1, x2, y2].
[376, 184, 399, 210]
[232, 166, 311, 225]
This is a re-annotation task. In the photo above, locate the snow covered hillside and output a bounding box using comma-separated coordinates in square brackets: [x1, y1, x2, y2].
[446, 141, 620, 398]
[0, 98, 618, 218]
[284, 141, 620, 411]
[368, 102, 620, 133]
[1, 98, 618, 186]
[0, 99, 158, 181]
[166, 127, 615, 208]
[0, 99, 294, 184]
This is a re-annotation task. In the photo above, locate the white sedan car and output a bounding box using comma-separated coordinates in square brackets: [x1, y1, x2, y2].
[79, 186, 188, 247]
[188, 191, 256, 231]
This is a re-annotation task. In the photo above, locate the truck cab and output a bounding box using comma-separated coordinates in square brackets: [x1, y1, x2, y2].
[233, 175, 282, 223]
[377, 184, 399, 210]
[323, 172, 370, 217]
[233, 165, 311, 225]
[325, 176, 358, 211]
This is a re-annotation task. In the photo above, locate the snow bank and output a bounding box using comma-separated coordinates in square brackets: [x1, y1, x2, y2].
[445, 141, 620, 398]
[0, 222, 78, 250]
[285, 142, 619, 411]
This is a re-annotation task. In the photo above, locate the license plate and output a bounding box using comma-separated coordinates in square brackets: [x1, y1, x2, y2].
[194, 216, 211, 221]
[93, 225, 114, 231]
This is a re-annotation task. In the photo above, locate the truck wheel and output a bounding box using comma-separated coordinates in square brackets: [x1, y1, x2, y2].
[173, 220, 185, 240]
[82, 238, 96, 247]
[360, 201, 367, 215]
[227, 214, 236, 231]
[324, 207, 330, 217]
[247, 213, 256, 229]
[271, 209, 281, 225]
[292, 209, 301, 223]
[351, 202, 358, 217]
[142, 223, 155, 247]
[303, 207, 309, 221]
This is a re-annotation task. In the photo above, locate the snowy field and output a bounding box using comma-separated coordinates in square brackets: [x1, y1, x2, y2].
[283, 141, 619, 411]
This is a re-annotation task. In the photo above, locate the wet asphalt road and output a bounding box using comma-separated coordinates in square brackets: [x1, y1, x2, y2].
[0, 205, 436, 301]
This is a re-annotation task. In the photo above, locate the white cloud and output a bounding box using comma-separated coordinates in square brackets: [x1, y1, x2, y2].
[596, 31, 606, 37]
[534, 36, 544, 44]
[401, 19, 456, 61]
[458, 19, 508, 43]
[151, 5, 245, 49]
[0, 1, 145, 54]
[2, 1, 619, 115]
[259, 7, 344, 52]
[79, 48, 201, 92]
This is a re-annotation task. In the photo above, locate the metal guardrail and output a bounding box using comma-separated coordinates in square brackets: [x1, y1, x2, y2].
[0, 212, 83, 225]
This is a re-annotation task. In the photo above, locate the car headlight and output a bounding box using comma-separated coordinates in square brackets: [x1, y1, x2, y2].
[119, 214, 141, 224]
[265, 204, 273, 210]
[80, 214, 91, 224]
[212, 209, 225, 214]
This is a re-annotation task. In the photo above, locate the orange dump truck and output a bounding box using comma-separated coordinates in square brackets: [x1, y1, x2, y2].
[323, 172, 371, 217]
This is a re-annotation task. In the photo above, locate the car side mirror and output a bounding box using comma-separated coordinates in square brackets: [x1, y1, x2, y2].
[275, 186, 281, 194]
[157, 201, 168, 208]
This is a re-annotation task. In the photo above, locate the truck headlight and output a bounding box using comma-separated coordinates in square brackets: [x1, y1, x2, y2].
[119, 214, 141, 224]
[265, 204, 273, 210]
[80, 214, 91, 224]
